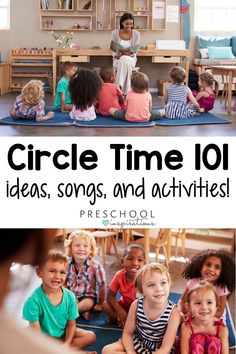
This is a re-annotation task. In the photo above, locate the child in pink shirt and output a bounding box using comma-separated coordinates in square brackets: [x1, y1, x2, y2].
[97, 67, 124, 116]
[101, 244, 145, 328]
[109, 72, 165, 122]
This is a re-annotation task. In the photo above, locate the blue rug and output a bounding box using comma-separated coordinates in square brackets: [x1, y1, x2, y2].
[0, 108, 230, 127]
[0, 107, 154, 128]
[76, 292, 235, 353]
[155, 113, 231, 126]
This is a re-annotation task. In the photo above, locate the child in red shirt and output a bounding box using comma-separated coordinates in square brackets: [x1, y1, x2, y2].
[97, 67, 124, 116]
[102, 244, 145, 328]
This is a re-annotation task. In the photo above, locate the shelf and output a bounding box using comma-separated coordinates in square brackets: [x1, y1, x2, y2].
[115, 14, 149, 30]
[151, 0, 167, 30]
[133, 0, 149, 11]
[40, 14, 92, 30]
[114, 0, 130, 12]
[10, 49, 53, 93]
[96, 0, 111, 30]
[11, 74, 50, 77]
[12, 64, 52, 67]
[77, 0, 92, 11]
[40, 0, 74, 11]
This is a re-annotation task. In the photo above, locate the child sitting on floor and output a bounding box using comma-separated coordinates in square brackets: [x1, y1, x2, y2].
[102, 244, 145, 328]
[65, 230, 106, 320]
[164, 66, 202, 119]
[109, 71, 165, 122]
[191, 72, 217, 112]
[178, 249, 235, 323]
[69, 69, 102, 121]
[10, 80, 54, 121]
[180, 281, 228, 354]
[54, 61, 77, 112]
[22, 250, 96, 351]
[102, 263, 180, 354]
[97, 67, 124, 116]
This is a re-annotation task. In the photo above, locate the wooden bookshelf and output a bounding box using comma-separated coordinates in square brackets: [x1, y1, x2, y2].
[39, 0, 168, 31]
[10, 49, 53, 92]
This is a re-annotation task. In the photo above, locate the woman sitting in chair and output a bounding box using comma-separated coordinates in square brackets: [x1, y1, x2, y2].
[110, 13, 140, 95]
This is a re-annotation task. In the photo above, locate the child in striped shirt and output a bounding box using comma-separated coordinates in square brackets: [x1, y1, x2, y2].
[164, 66, 202, 119]
[102, 263, 180, 354]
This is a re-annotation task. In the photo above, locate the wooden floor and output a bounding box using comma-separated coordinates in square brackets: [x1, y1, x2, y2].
[0, 92, 235, 136]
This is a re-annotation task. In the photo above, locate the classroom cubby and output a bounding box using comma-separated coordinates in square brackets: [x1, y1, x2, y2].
[39, 0, 168, 31]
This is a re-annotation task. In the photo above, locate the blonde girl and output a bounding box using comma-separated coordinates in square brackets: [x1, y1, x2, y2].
[180, 281, 229, 354]
[102, 263, 180, 354]
[164, 66, 201, 119]
[10, 80, 54, 121]
[109, 72, 164, 122]
[65, 230, 106, 320]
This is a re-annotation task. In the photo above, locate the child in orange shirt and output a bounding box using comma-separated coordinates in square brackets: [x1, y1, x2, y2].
[102, 244, 145, 328]
[97, 67, 124, 116]
[109, 72, 164, 122]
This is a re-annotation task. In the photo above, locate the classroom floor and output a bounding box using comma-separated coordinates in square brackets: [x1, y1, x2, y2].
[4, 236, 235, 353]
[0, 93, 235, 136]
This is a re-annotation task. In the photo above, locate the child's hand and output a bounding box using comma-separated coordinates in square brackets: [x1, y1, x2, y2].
[93, 304, 102, 312]
[117, 309, 128, 328]
[47, 111, 55, 119]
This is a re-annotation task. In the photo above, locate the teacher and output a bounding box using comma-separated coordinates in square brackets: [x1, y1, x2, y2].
[111, 13, 140, 95]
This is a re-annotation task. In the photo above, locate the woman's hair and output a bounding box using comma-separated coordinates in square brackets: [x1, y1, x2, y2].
[135, 262, 170, 293]
[182, 249, 235, 293]
[21, 80, 44, 105]
[199, 72, 214, 87]
[131, 72, 149, 93]
[69, 69, 102, 111]
[119, 12, 134, 29]
[169, 66, 186, 84]
[64, 230, 98, 258]
[123, 243, 145, 258]
[187, 280, 219, 307]
[100, 66, 114, 83]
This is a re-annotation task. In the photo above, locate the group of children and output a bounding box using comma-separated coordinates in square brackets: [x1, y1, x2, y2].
[10, 62, 217, 123]
[22, 230, 235, 354]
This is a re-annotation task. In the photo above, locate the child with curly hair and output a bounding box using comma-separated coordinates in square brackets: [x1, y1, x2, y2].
[65, 230, 106, 320]
[180, 281, 229, 354]
[97, 66, 124, 116]
[178, 249, 235, 322]
[10, 80, 54, 121]
[54, 61, 77, 112]
[69, 69, 102, 121]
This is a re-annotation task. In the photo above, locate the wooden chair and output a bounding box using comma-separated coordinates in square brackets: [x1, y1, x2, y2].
[171, 228, 186, 257]
[154, 229, 171, 269]
[92, 230, 119, 265]
[220, 75, 236, 106]
[128, 228, 171, 268]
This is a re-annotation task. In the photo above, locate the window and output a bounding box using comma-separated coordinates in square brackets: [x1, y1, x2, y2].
[194, 0, 236, 32]
[0, 0, 10, 30]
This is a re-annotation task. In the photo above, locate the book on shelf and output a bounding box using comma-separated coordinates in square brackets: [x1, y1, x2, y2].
[64, 0, 72, 9]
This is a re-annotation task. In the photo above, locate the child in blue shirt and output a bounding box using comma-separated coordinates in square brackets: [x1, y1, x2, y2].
[54, 62, 77, 112]
[23, 250, 96, 351]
